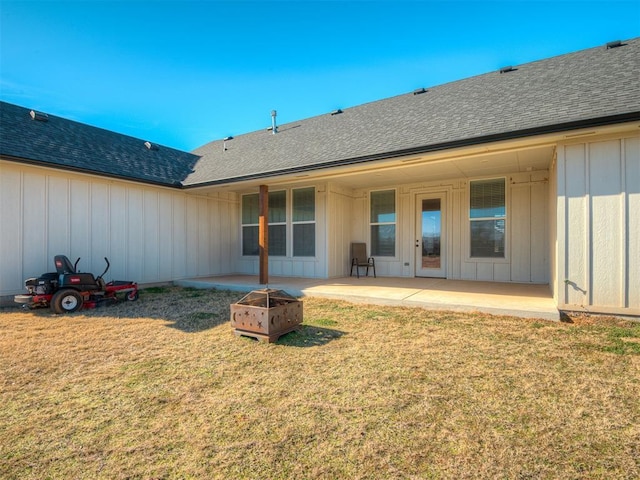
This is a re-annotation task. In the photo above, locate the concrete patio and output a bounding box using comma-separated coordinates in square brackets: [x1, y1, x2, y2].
[175, 275, 558, 320]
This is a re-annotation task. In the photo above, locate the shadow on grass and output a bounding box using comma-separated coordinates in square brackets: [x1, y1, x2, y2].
[234, 325, 345, 347]
[4, 296, 345, 341]
[559, 311, 574, 323]
[7, 287, 249, 334]
[276, 325, 345, 347]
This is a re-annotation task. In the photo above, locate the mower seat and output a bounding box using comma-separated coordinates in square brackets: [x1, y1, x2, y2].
[54, 255, 77, 274]
[54, 255, 102, 292]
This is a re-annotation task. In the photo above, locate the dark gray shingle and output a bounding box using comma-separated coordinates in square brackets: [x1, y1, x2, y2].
[0, 102, 200, 187]
[187, 37, 640, 186]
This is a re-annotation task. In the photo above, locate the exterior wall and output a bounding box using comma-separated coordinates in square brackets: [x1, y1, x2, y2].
[347, 171, 550, 283]
[556, 134, 640, 315]
[507, 172, 549, 283]
[326, 182, 355, 277]
[0, 161, 238, 298]
[235, 183, 328, 278]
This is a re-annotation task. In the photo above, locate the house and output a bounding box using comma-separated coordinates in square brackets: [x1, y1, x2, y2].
[1, 38, 639, 316]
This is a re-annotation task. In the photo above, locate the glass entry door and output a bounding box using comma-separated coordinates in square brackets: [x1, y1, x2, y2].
[416, 194, 446, 277]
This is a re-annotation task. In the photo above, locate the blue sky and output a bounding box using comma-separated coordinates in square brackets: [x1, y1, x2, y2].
[1, 1, 639, 151]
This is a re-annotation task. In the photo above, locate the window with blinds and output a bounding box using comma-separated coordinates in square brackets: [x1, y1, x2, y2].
[241, 193, 259, 256]
[469, 178, 506, 258]
[241, 188, 315, 257]
[370, 189, 396, 257]
[267, 191, 287, 256]
[292, 187, 315, 257]
[241, 191, 286, 256]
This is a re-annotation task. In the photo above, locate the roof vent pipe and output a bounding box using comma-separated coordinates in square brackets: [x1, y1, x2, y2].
[30, 110, 48, 122]
[271, 110, 277, 134]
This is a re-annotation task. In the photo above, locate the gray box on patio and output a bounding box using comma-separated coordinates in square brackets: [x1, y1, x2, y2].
[230, 289, 303, 342]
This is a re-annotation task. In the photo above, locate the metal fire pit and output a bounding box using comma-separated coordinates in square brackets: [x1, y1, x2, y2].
[230, 289, 303, 342]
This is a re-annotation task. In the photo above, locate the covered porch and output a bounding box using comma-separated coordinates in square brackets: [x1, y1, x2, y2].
[175, 275, 558, 320]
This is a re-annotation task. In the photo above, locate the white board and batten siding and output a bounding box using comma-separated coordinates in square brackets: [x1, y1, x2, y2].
[326, 183, 354, 278]
[556, 134, 640, 315]
[456, 173, 548, 283]
[341, 172, 549, 283]
[0, 161, 238, 297]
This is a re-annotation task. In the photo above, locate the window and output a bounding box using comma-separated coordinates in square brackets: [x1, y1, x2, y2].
[268, 191, 286, 256]
[292, 187, 315, 257]
[241, 188, 316, 257]
[241, 193, 259, 256]
[370, 189, 396, 256]
[469, 178, 505, 258]
[241, 191, 286, 256]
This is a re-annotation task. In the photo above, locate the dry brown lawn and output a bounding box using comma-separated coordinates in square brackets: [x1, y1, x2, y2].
[1, 286, 639, 479]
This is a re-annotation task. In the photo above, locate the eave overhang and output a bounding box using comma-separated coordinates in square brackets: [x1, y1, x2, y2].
[0, 154, 184, 189]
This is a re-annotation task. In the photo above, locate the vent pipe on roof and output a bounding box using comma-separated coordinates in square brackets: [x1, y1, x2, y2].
[144, 141, 158, 150]
[223, 136, 233, 151]
[330, 109, 343, 116]
[413, 87, 427, 95]
[30, 110, 48, 122]
[271, 110, 277, 134]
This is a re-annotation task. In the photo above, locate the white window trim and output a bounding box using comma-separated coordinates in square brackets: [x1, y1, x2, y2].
[369, 188, 398, 259]
[466, 177, 509, 263]
[291, 186, 317, 258]
[241, 187, 317, 259]
[240, 190, 287, 257]
[240, 192, 259, 257]
[267, 190, 287, 257]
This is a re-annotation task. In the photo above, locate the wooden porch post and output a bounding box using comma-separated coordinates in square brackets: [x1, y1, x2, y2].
[259, 184, 269, 285]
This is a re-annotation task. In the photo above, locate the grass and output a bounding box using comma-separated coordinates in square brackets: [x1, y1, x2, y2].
[1, 286, 639, 479]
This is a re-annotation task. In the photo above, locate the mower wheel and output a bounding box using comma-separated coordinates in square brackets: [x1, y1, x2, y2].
[51, 289, 83, 314]
[126, 290, 139, 302]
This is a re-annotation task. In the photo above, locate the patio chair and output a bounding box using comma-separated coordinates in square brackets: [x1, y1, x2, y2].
[350, 242, 376, 278]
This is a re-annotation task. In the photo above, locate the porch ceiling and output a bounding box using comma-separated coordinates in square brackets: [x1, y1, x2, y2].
[201, 143, 556, 193]
[326, 144, 555, 189]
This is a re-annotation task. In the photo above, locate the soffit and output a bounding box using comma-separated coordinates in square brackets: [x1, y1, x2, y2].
[323, 145, 555, 189]
[188, 143, 555, 193]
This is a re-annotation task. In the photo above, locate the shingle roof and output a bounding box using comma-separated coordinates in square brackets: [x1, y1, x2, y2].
[2, 39, 639, 188]
[186, 37, 640, 186]
[0, 102, 200, 187]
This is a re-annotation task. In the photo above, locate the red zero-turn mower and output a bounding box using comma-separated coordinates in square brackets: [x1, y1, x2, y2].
[14, 255, 139, 313]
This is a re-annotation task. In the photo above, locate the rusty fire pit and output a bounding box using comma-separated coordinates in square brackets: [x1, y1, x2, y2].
[230, 289, 303, 342]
